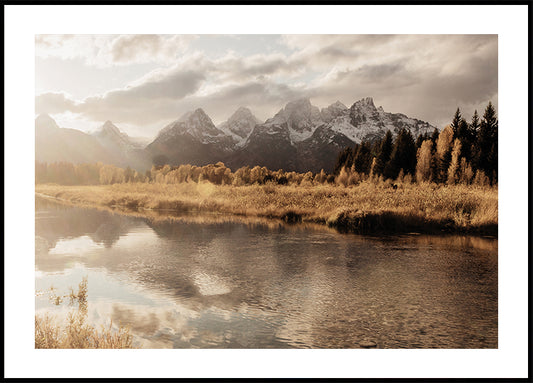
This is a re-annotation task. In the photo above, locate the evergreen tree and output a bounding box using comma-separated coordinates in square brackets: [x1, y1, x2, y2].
[450, 107, 462, 136]
[470, 110, 480, 139]
[334, 147, 354, 175]
[373, 130, 393, 176]
[457, 118, 469, 141]
[370, 139, 381, 157]
[384, 128, 417, 179]
[456, 118, 472, 163]
[476, 102, 498, 183]
[431, 128, 440, 146]
[353, 141, 372, 174]
[350, 143, 360, 167]
[466, 110, 480, 165]
[415, 132, 429, 148]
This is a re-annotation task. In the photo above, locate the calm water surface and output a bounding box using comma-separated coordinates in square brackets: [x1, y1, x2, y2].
[35, 196, 497, 348]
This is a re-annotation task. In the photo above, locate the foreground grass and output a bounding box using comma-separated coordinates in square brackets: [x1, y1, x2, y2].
[35, 278, 135, 349]
[35, 181, 498, 235]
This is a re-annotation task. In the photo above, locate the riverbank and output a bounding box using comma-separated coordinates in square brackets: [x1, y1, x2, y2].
[35, 181, 498, 236]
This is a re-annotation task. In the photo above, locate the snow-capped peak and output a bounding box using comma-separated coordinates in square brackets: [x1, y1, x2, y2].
[321, 101, 349, 123]
[331, 100, 348, 109]
[178, 108, 211, 124]
[158, 108, 226, 144]
[321, 96, 436, 143]
[265, 98, 323, 143]
[218, 107, 260, 143]
[229, 106, 257, 122]
[354, 97, 376, 109]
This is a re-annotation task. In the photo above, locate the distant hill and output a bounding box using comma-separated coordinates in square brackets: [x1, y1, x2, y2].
[35, 115, 150, 171]
[90, 120, 151, 171]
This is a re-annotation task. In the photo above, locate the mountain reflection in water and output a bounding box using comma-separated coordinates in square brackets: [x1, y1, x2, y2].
[35, 196, 497, 349]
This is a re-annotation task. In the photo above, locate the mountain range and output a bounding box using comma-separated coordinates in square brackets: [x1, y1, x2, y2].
[36, 97, 436, 173]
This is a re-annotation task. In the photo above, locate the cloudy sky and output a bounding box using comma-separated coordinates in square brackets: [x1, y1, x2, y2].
[35, 34, 497, 139]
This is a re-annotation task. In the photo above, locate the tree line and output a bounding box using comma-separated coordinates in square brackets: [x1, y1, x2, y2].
[334, 102, 498, 186]
[35, 161, 336, 187]
[35, 162, 146, 185]
[35, 103, 497, 188]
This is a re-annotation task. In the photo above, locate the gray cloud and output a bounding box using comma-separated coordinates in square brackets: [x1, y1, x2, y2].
[36, 67, 206, 124]
[35, 92, 78, 115]
[110, 35, 195, 64]
[318, 46, 360, 59]
[36, 34, 498, 136]
[36, 34, 196, 67]
[111, 35, 166, 62]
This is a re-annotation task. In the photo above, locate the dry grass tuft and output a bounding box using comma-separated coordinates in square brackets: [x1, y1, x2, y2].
[35, 278, 136, 349]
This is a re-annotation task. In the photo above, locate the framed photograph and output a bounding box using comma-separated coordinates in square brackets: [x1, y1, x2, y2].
[4, 3, 529, 380]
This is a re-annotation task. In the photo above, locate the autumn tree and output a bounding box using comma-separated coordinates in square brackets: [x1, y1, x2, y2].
[458, 158, 474, 185]
[436, 125, 454, 183]
[415, 140, 434, 183]
[447, 138, 462, 185]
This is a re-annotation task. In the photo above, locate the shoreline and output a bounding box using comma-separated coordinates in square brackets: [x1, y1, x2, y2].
[35, 182, 498, 237]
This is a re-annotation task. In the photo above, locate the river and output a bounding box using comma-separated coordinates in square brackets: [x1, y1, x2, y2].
[35, 196, 497, 348]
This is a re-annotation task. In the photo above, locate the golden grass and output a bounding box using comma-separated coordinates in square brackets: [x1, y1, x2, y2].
[35, 278, 135, 349]
[36, 180, 498, 235]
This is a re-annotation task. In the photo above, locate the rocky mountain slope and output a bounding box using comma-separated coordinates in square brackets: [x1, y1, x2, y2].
[217, 107, 261, 146]
[36, 97, 437, 174]
[145, 108, 235, 166]
[146, 97, 436, 172]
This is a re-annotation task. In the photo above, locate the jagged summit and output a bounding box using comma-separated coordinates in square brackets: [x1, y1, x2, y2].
[178, 108, 211, 123]
[265, 98, 323, 143]
[157, 107, 226, 145]
[144, 96, 436, 172]
[354, 97, 376, 108]
[321, 101, 349, 123]
[225, 107, 258, 125]
[218, 107, 260, 142]
[285, 97, 312, 108]
[268, 98, 318, 122]
[332, 100, 348, 109]
[232, 106, 255, 117]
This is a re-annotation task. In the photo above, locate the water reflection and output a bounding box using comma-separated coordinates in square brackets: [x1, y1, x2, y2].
[35, 196, 497, 348]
